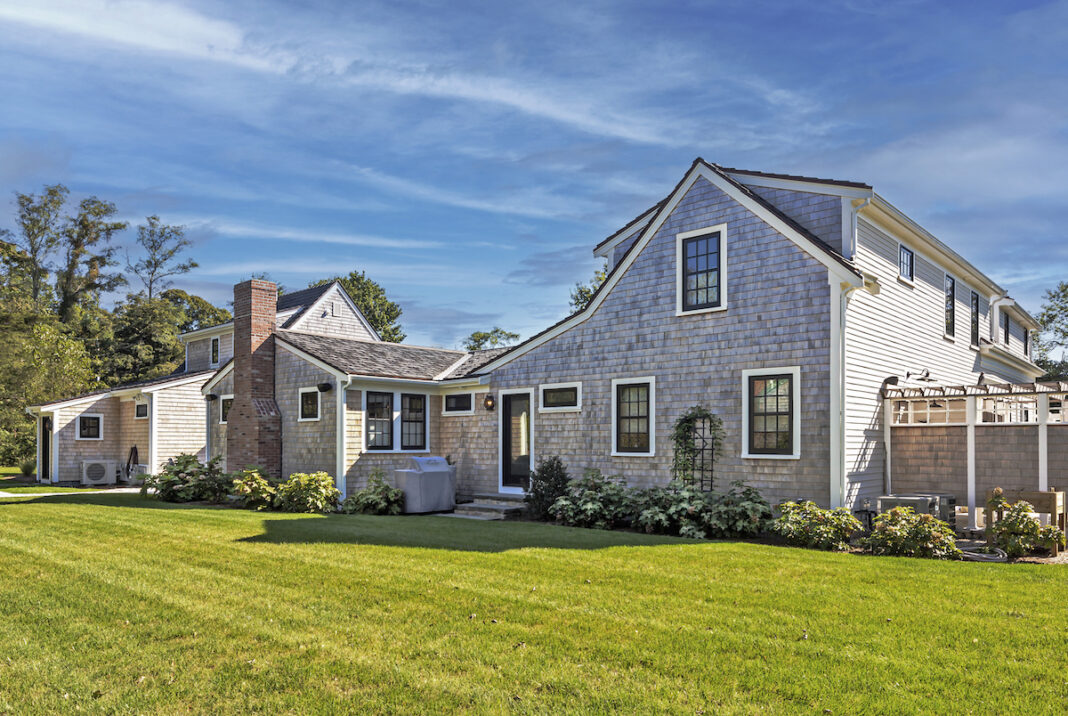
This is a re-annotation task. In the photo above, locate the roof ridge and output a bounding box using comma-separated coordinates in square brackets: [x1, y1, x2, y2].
[718, 165, 871, 190]
[276, 329, 464, 354]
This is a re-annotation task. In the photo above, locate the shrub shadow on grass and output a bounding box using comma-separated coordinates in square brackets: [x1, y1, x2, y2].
[241, 513, 689, 553]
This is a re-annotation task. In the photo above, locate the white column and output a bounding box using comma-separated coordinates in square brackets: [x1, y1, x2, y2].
[828, 276, 845, 509]
[335, 377, 347, 500]
[35, 417, 42, 483]
[1038, 394, 1049, 491]
[883, 399, 894, 495]
[966, 396, 978, 531]
[148, 393, 158, 475]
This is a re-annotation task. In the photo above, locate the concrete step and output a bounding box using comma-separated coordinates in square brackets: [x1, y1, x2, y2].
[452, 502, 524, 520]
[470, 492, 527, 507]
[438, 513, 501, 521]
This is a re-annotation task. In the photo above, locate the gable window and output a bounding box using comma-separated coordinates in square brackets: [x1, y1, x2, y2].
[220, 395, 233, 424]
[298, 388, 321, 422]
[443, 393, 473, 415]
[366, 391, 393, 449]
[676, 225, 727, 315]
[134, 402, 148, 419]
[210, 337, 220, 366]
[77, 414, 103, 441]
[970, 292, 980, 346]
[1002, 312, 1010, 346]
[742, 367, 801, 459]
[611, 377, 655, 456]
[401, 394, 427, 450]
[539, 382, 581, 413]
[944, 275, 956, 337]
[899, 245, 914, 281]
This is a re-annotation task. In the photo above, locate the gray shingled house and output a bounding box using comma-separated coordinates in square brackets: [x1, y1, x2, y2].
[29, 158, 1049, 513]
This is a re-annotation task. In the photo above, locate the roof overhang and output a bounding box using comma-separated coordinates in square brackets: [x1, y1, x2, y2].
[1000, 299, 1042, 331]
[593, 205, 660, 259]
[179, 322, 234, 343]
[723, 170, 873, 200]
[979, 342, 1045, 380]
[202, 361, 234, 394]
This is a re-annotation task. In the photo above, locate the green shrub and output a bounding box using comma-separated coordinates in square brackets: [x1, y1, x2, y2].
[862, 507, 962, 560]
[772, 500, 861, 551]
[275, 472, 340, 513]
[990, 500, 1067, 558]
[630, 480, 771, 540]
[231, 467, 276, 510]
[142, 454, 229, 503]
[340, 469, 404, 515]
[18, 458, 36, 477]
[525, 456, 570, 521]
[703, 481, 773, 538]
[550, 469, 630, 530]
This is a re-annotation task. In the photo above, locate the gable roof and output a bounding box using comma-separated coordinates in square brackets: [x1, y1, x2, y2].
[280, 281, 383, 340]
[28, 369, 217, 411]
[276, 283, 332, 313]
[276, 331, 464, 381]
[475, 158, 865, 376]
[718, 166, 871, 190]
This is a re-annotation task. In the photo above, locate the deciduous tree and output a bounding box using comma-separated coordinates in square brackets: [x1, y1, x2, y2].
[463, 327, 520, 351]
[310, 271, 405, 342]
[127, 216, 197, 298]
[569, 262, 607, 313]
[54, 197, 127, 323]
[12, 183, 67, 306]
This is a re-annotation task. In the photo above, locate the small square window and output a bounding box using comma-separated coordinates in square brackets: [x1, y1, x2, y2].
[299, 389, 320, 422]
[899, 246, 914, 281]
[135, 402, 148, 419]
[77, 414, 102, 440]
[444, 393, 473, 414]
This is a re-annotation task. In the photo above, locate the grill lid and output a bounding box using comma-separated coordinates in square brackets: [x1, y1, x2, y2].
[405, 456, 450, 473]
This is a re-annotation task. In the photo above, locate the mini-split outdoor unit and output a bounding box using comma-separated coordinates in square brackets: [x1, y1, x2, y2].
[878, 493, 957, 527]
[81, 460, 118, 486]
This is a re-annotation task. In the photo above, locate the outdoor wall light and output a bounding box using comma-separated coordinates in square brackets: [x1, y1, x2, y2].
[483, 394, 496, 411]
[317, 382, 333, 392]
[206, 393, 219, 402]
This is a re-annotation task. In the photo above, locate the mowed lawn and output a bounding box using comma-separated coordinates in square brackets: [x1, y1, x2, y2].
[0, 495, 1065, 714]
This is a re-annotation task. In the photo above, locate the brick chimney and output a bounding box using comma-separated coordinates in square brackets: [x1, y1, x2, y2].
[227, 279, 282, 477]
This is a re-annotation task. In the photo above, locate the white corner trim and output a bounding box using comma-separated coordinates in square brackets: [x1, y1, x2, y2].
[74, 413, 104, 441]
[610, 376, 656, 457]
[675, 223, 728, 316]
[740, 366, 801, 460]
[538, 381, 582, 413]
[148, 394, 158, 473]
[218, 394, 234, 424]
[441, 392, 476, 416]
[297, 387, 321, 422]
[336, 375, 351, 500]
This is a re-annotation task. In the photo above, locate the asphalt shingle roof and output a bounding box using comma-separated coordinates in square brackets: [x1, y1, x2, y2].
[276, 330, 466, 381]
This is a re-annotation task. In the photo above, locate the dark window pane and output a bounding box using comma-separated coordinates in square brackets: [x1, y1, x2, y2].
[970, 292, 980, 346]
[135, 403, 148, 418]
[616, 382, 650, 452]
[748, 374, 793, 455]
[945, 276, 956, 336]
[401, 394, 426, 450]
[681, 233, 722, 311]
[899, 246, 914, 280]
[367, 392, 393, 449]
[211, 338, 219, 364]
[221, 398, 233, 423]
[444, 394, 472, 412]
[79, 416, 100, 439]
[543, 387, 578, 408]
[300, 391, 319, 420]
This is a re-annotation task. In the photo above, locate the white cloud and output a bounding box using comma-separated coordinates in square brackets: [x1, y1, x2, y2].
[179, 217, 443, 250]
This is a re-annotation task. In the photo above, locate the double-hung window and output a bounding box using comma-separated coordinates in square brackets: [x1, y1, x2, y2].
[970, 291, 980, 346]
[612, 378, 655, 456]
[400, 394, 426, 450]
[210, 337, 220, 366]
[944, 275, 956, 337]
[366, 391, 393, 450]
[899, 245, 914, 281]
[742, 367, 800, 459]
[676, 225, 726, 314]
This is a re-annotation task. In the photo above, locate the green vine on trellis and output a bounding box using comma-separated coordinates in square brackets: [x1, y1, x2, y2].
[671, 405, 724, 487]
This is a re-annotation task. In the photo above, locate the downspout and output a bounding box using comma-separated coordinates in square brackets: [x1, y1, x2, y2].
[849, 197, 872, 260]
[989, 292, 1010, 344]
[336, 374, 353, 500]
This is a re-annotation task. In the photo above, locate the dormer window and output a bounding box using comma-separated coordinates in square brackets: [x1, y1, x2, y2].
[210, 337, 220, 366]
[675, 224, 727, 315]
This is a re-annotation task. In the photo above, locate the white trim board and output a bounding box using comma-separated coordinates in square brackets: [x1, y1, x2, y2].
[298, 387, 321, 422]
[610, 376, 656, 458]
[593, 206, 660, 259]
[740, 366, 801, 461]
[538, 382, 582, 413]
[675, 223, 728, 317]
[723, 171, 873, 200]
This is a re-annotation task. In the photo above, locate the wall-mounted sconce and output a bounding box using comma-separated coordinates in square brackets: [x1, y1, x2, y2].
[483, 394, 496, 411]
[317, 382, 333, 392]
[206, 393, 219, 402]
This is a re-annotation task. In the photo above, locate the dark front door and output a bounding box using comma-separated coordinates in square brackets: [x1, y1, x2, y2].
[40, 417, 51, 483]
[501, 393, 531, 490]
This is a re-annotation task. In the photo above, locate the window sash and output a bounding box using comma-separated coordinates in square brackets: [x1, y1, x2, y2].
[615, 383, 650, 453]
[210, 337, 219, 364]
[542, 387, 578, 408]
[78, 416, 101, 439]
[944, 276, 956, 336]
[1002, 312, 1010, 345]
[401, 394, 426, 450]
[135, 403, 148, 419]
[444, 394, 472, 412]
[366, 391, 393, 449]
[299, 390, 319, 420]
[220, 397, 233, 424]
[970, 292, 980, 346]
[681, 233, 721, 311]
[748, 375, 793, 455]
[899, 246, 914, 280]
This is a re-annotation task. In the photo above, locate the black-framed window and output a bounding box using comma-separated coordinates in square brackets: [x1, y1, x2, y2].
[135, 402, 148, 419]
[78, 415, 101, 439]
[401, 394, 426, 450]
[366, 391, 393, 449]
[299, 389, 320, 421]
[899, 245, 914, 281]
[682, 232, 721, 311]
[748, 375, 793, 455]
[970, 291, 980, 346]
[1024, 329, 1030, 357]
[542, 386, 578, 409]
[944, 275, 956, 336]
[220, 397, 233, 424]
[210, 337, 220, 365]
[615, 382, 650, 453]
[1002, 312, 1010, 345]
[444, 394, 472, 413]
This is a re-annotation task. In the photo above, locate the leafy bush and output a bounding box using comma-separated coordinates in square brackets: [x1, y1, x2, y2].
[630, 480, 771, 540]
[18, 458, 36, 477]
[989, 500, 1067, 558]
[340, 469, 404, 515]
[772, 501, 861, 551]
[550, 469, 630, 530]
[703, 481, 773, 538]
[142, 454, 229, 503]
[862, 507, 962, 560]
[525, 456, 570, 521]
[275, 472, 340, 513]
[231, 467, 276, 510]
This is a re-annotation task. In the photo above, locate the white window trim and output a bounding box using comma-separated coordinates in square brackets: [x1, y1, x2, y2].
[741, 366, 801, 460]
[75, 413, 104, 441]
[361, 389, 430, 453]
[538, 381, 582, 413]
[898, 243, 915, 284]
[209, 336, 220, 367]
[219, 394, 234, 425]
[441, 391, 475, 416]
[134, 401, 149, 420]
[675, 224, 728, 316]
[298, 387, 322, 422]
[610, 377, 656, 457]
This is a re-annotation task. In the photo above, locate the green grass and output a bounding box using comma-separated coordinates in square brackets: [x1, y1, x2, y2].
[0, 465, 34, 483]
[0, 485, 102, 494]
[0, 494, 1065, 714]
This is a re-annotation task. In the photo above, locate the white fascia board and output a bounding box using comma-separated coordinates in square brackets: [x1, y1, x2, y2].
[724, 171, 873, 200]
[288, 281, 382, 341]
[593, 206, 659, 259]
[274, 337, 348, 380]
[179, 322, 234, 343]
[1003, 300, 1042, 331]
[480, 162, 862, 375]
[139, 373, 213, 394]
[202, 362, 234, 394]
[433, 354, 473, 381]
[438, 375, 491, 388]
[29, 392, 110, 412]
[346, 375, 441, 390]
[979, 343, 1045, 379]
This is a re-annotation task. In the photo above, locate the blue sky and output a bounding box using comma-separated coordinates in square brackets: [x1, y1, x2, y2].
[1, 0, 1066, 347]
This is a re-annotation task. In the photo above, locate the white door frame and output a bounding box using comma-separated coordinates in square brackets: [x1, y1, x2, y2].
[497, 388, 534, 495]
